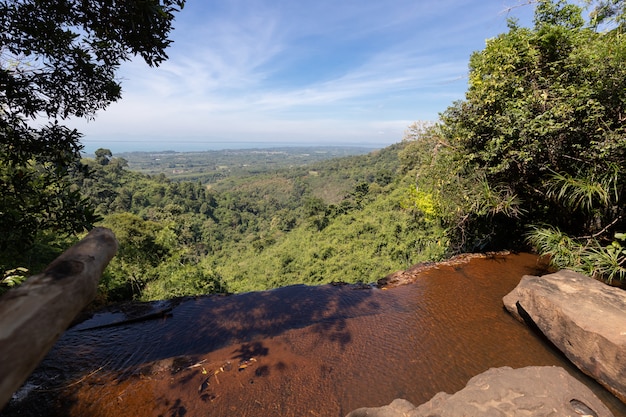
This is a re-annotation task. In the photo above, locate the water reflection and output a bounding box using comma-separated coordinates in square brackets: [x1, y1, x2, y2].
[3, 253, 625, 417]
[64, 282, 387, 373]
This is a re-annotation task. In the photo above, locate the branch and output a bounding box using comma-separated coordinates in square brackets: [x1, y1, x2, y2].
[578, 215, 624, 240]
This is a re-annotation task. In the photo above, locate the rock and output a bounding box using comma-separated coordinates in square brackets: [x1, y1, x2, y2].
[503, 270, 626, 403]
[346, 399, 416, 417]
[345, 366, 614, 417]
[377, 253, 510, 288]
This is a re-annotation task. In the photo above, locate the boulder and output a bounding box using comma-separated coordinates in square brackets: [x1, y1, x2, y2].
[345, 366, 614, 417]
[503, 270, 626, 402]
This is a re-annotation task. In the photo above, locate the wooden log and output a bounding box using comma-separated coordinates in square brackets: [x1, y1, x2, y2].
[0, 227, 118, 410]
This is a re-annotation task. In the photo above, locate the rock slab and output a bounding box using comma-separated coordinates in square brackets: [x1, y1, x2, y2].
[345, 366, 614, 417]
[503, 269, 626, 403]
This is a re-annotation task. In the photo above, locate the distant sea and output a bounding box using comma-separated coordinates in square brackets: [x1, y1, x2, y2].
[80, 139, 394, 155]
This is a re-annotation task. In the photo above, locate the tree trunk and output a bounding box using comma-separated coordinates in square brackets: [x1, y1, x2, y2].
[0, 227, 118, 410]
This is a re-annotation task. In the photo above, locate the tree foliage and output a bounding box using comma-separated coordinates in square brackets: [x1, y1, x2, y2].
[588, 0, 626, 29]
[413, 0, 626, 280]
[0, 0, 184, 261]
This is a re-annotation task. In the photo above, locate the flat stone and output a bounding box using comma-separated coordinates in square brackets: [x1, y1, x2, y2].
[345, 366, 614, 417]
[503, 270, 626, 402]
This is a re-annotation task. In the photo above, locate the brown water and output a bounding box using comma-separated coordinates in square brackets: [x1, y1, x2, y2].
[3, 253, 626, 417]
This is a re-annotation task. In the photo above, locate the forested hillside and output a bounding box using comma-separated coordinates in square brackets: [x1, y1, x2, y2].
[74, 143, 446, 302]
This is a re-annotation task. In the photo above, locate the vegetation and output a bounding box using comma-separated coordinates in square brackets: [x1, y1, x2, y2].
[401, 0, 626, 282]
[72, 144, 446, 302]
[2, 0, 625, 299]
[113, 147, 377, 182]
[0, 0, 184, 263]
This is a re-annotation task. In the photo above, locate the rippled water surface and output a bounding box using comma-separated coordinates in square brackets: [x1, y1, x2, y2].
[3, 253, 625, 416]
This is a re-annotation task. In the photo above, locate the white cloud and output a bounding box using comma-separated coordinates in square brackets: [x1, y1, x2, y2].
[73, 0, 535, 152]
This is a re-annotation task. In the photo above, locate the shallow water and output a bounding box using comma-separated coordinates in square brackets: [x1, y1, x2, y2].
[3, 253, 625, 416]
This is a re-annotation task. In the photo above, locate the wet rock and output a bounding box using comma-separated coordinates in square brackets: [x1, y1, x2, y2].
[503, 270, 626, 403]
[377, 253, 508, 288]
[377, 264, 435, 288]
[345, 366, 614, 417]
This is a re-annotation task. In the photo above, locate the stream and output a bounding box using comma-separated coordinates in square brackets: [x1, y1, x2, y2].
[2, 252, 625, 416]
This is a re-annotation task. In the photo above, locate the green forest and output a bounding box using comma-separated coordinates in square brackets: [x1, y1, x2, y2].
[2, 0, 625, 303]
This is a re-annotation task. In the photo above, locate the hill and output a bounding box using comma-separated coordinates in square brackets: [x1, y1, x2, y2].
[67, 143, 448, 302]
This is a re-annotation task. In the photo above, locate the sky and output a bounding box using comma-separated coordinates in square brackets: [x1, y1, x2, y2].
[74, 0, 537, 153]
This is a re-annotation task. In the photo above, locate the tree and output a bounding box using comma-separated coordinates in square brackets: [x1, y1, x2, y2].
[98, 212, 168, 300]
[0, 0, 185, 262]
[95, 148, 113, 166]
[435, 0, 626, 278]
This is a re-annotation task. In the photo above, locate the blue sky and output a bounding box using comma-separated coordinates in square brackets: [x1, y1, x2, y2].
[75, 0, 536, 153]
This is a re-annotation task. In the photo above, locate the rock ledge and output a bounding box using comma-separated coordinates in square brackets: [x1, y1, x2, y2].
[345, 366, 614, 417]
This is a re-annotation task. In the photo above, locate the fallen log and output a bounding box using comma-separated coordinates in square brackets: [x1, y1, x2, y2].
[0, 227, 118, 410]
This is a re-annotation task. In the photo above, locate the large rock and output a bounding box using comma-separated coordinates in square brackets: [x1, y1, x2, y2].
[503, 270, 626, 402]
[345, 366, 614, 417]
